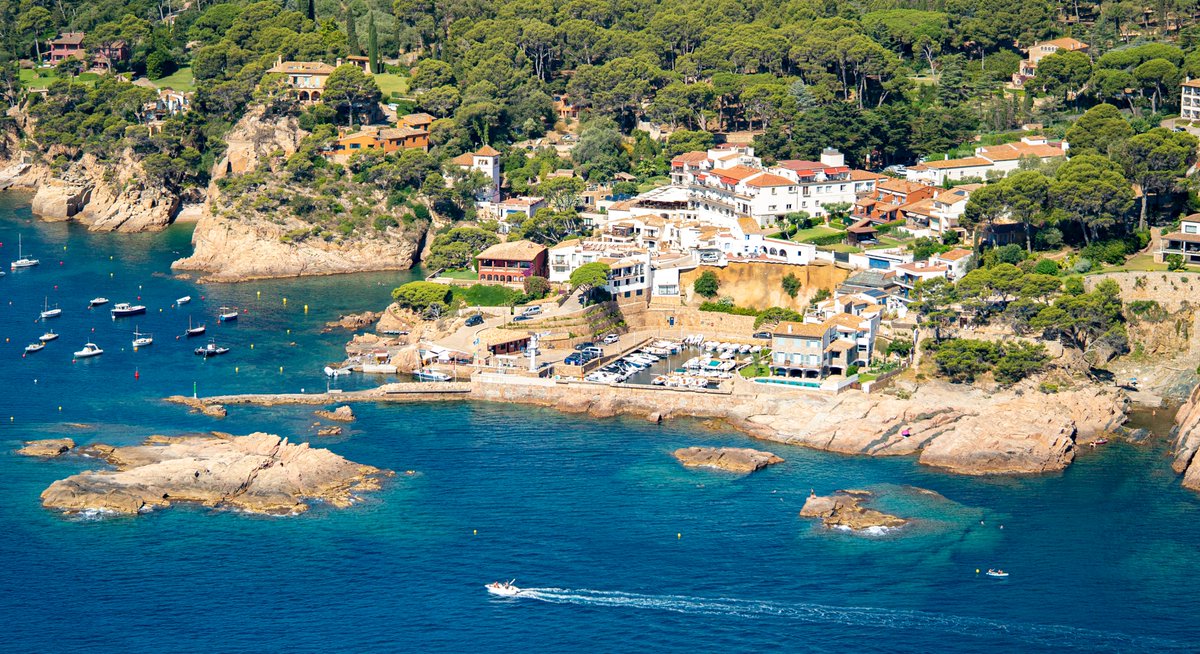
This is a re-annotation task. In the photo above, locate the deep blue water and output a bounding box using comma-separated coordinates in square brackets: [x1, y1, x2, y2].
[1, 192, 1199, 653]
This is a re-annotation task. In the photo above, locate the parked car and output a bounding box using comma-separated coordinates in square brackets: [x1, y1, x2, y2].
[602, 333, 620, 344]
[582, 346, 603, 358]
[574, 341, 597, 351]
[513, 315, 531, 322]
[752, 331, 772, 340]
[522, 305, 542, 315]
[564, 353, 583, 365]
[465, 314, 484, 327]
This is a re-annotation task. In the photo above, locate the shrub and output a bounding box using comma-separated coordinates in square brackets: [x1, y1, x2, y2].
[392, 282, 452, 316]
[694, 270, 720, 298]
[1032, 259, 1060, 276]
[781, 273, 801, 298]
[523, 276, 551, 300]
[1167, 254, 1186, 271]
[754, 306, 803, 328]
[805, 231, 848, 246]
[846, 364, 860, 376]
[699, 301, 758, 316]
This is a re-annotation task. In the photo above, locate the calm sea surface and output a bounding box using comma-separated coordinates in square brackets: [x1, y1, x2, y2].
[0, 192, 1197, 653]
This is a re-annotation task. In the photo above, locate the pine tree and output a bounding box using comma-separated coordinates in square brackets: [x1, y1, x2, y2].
[305, 0, 315, 21]
[346, 8, 360, 55]
[368, 12, 379, 73]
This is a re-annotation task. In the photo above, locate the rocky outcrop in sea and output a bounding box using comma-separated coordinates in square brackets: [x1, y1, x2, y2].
[800, 490, 908, 532]
[33, 432, 390, 516]
[672, 446, 783, 473]
[1172, 384, 1200, 490]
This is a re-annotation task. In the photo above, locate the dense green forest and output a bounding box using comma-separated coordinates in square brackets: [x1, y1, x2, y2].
[1, 0, 1199, 247]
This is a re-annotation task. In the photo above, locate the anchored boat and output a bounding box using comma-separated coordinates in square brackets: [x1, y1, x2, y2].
[218, 306, 238, 322]
[132, 327, 153, 348]
[74, 343, 103, 358]
[40, 297, 61, 319]
[111, 302, 147, 318]
[10, 234, 38, 269]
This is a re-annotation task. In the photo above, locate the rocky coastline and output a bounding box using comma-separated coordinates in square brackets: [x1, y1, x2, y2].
[1172, 384, 1200, 490]
[23, 432, 390, 516]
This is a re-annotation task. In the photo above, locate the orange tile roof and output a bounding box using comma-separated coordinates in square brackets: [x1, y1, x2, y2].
[671, 151, 709, 165]
[450, 152, 474, 166]
[936, 248, 974, 262]
[713, 165, 761, 182]
[977, 142, 1066, 162]
[878, 178, 932, 195]
[745, 173, 794, 188]
[824, 313, 868, 330]
[849, 169, 885, 181]
[901, 198, 937, 217]
[1039, 37, 1088, 50]
[773, 321, 829, 338]
[913, 156, 991, 170]
[476, 239, 546, 261]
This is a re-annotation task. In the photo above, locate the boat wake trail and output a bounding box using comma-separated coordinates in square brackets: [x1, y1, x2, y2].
[516, 588, 1189, 652]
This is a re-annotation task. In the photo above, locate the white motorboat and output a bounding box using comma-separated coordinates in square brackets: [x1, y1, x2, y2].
[40, 297, 61, 319]
[132, 327, 153, 348]
[324, 365, 353, 378]
[176, 295, 192, 305]
[24, 342, 44, 353]
[485, 580, 522, 597]
[218, 306, 239, 322]
[39, 330, 59, 342]
[194, 341, 230, 357]
[74, 343, 103, 358]
[985, 569, 1009, 578]
[89, 297, 110, 307]
[111, 302, 147, 317]
[10, 235, 39, 269]
[413, 368, 452, 382]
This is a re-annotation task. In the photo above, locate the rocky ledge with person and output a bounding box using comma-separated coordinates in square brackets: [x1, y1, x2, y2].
[27, 432, 390, 516]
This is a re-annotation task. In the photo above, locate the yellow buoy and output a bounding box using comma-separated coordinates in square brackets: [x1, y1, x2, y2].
[976, 569, 981, 574]
[304, 304, 308, 314]
[473, 529, 477, 535]
[257, 291, 261, 298]
[58, 406, 62, 411]
[235, 367, 239, 374]
[283, 297, 288, 305]
[677, 533, 681, 539]
[279, 366, 284, 373]
[250, 343, 254, 349]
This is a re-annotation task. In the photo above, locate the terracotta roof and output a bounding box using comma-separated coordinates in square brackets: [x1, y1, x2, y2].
[896, 262, 948, 275]
[1038, 37, 1088, 50]
[977, 142, 1066, 162]
[934, 186, 980, 203]
[1165, 232, 1200, 244]
[824, 313, 868, 330]
[401, 112, 435, 125]
[450, 152, 474, 166]
[901, 199, 937, 217]
[713, 165, 761, 182]
[49, 32, 86, 46]
[671, 151, 709, 166]
[737, 216, 768, 235]
[476, 240, 546, 261]
[935, 248, 973, 262]
[878, 179, 932, 195]
[1184, 79, 1200, 89]
[268, 60, 336, 75]
[850, 169, 885, 181]
[474, 145, 501, 157]
[551, 238, 582, 249]
[827, 339, 857, 352]
[482, 329, 531, 347]
[773, 321, 829, 338]
[745, 173, 794, 188]
[913, 156, 991, 170]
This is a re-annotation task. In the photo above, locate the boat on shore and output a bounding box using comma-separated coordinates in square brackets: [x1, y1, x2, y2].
[132, 328, 153, 348]
[39, 330, 59, 342]
[24, 342, 44, 353]
[89, 297, 110, 308]
[218, 306, 238, 322]
[413, 368, 453, 382]
[111, 302, 147, 318]
[10, 235, 38, 270]
[194, 341, 230, 357]
[485, 580, 522, 597]
[74, 343, 103, 358]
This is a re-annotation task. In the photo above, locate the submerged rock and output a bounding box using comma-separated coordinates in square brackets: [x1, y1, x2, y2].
[315, 405, 355, 422]
[317, 426, 343, 437]
[800, 490, 908, 532]
[166, 395, 227, 418]
[672, 446, 783, 473]
[38, 432, 390, 516]
[17, 438, 75, 458]
[324, 311, 381, 331]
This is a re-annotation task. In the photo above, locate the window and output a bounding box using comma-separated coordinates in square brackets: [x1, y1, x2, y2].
[1185, 224, 1198, 234]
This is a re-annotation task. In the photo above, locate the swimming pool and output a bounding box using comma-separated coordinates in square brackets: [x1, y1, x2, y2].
[752, 377, 821, 388]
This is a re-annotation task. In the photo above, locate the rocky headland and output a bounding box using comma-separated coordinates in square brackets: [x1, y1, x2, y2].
[800, 490, 909, 532]
[672, 446, 783, 473]
[17, 438, 76, 458]
[29, 432, 390, 516]
[315, 405, 355, 422]
[171, 109, 426, 282]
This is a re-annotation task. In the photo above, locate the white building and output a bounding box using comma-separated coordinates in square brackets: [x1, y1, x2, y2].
[546, 239, 652, 299]
[450, 145, 502, 203]
[905, 136, 1068, 186]
[1182, 78, 1200, 120]
[930, 248, 974, 280]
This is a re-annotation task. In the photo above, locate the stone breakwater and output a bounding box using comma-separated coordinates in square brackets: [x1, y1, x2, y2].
[181, 378, 1128, 477]
[24, 432, 391, 516]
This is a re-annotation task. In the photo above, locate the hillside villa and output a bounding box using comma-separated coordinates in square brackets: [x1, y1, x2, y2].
[1158, 215, 1200, 265]
[1011, 37, 1089, 87]
[475, 240, 547, 285]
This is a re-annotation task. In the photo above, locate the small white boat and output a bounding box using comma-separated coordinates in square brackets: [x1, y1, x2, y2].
[985, 569, 1009, 578]
[485, 580, 522, 597]
[10, 234, 39, 269]
[413, 368, 452, 382]
[74, 343, 103, 358]
[110, 302, 147, 317]
[132, 327, 153, 348]
[186, 316, 206, 337]
[176, 295, 192, 305]
[89, 297, 110, 307]
[40, 297, 61, 319]
[218, 306, 238, 322]
[39, 330, 59, 342]
[324, 365, 353, 378]
[194, 341, 230, 357]
[24, 342, 44, 353]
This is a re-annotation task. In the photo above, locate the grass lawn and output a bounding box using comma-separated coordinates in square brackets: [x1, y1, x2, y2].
[21, 68, 103, 89]
[452, 283, 522, 307]
[152, 66, 195, 92]
[787, 225, 842, 241]
[868, 236, 907, 249]
[373, 73, 409, 98]
[1084, 252, 1200, 274]
[820, 243, 862, 253]
[637, 176, 671, 193]
[440, 269, 479, 280]
[739, 362, 771, 378]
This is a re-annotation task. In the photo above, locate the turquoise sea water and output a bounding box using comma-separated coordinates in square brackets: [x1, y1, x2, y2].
[1, 192, 1199, 652]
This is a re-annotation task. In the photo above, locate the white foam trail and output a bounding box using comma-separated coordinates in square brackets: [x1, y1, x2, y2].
[514, 588, 1189, 652]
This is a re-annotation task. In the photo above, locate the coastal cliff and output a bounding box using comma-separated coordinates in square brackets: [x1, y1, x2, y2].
[471, 378, 1127, 476]
[172, 109, 426, 281]
[32, 432, 390, 516]
[1172, 384, 1200, 490]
